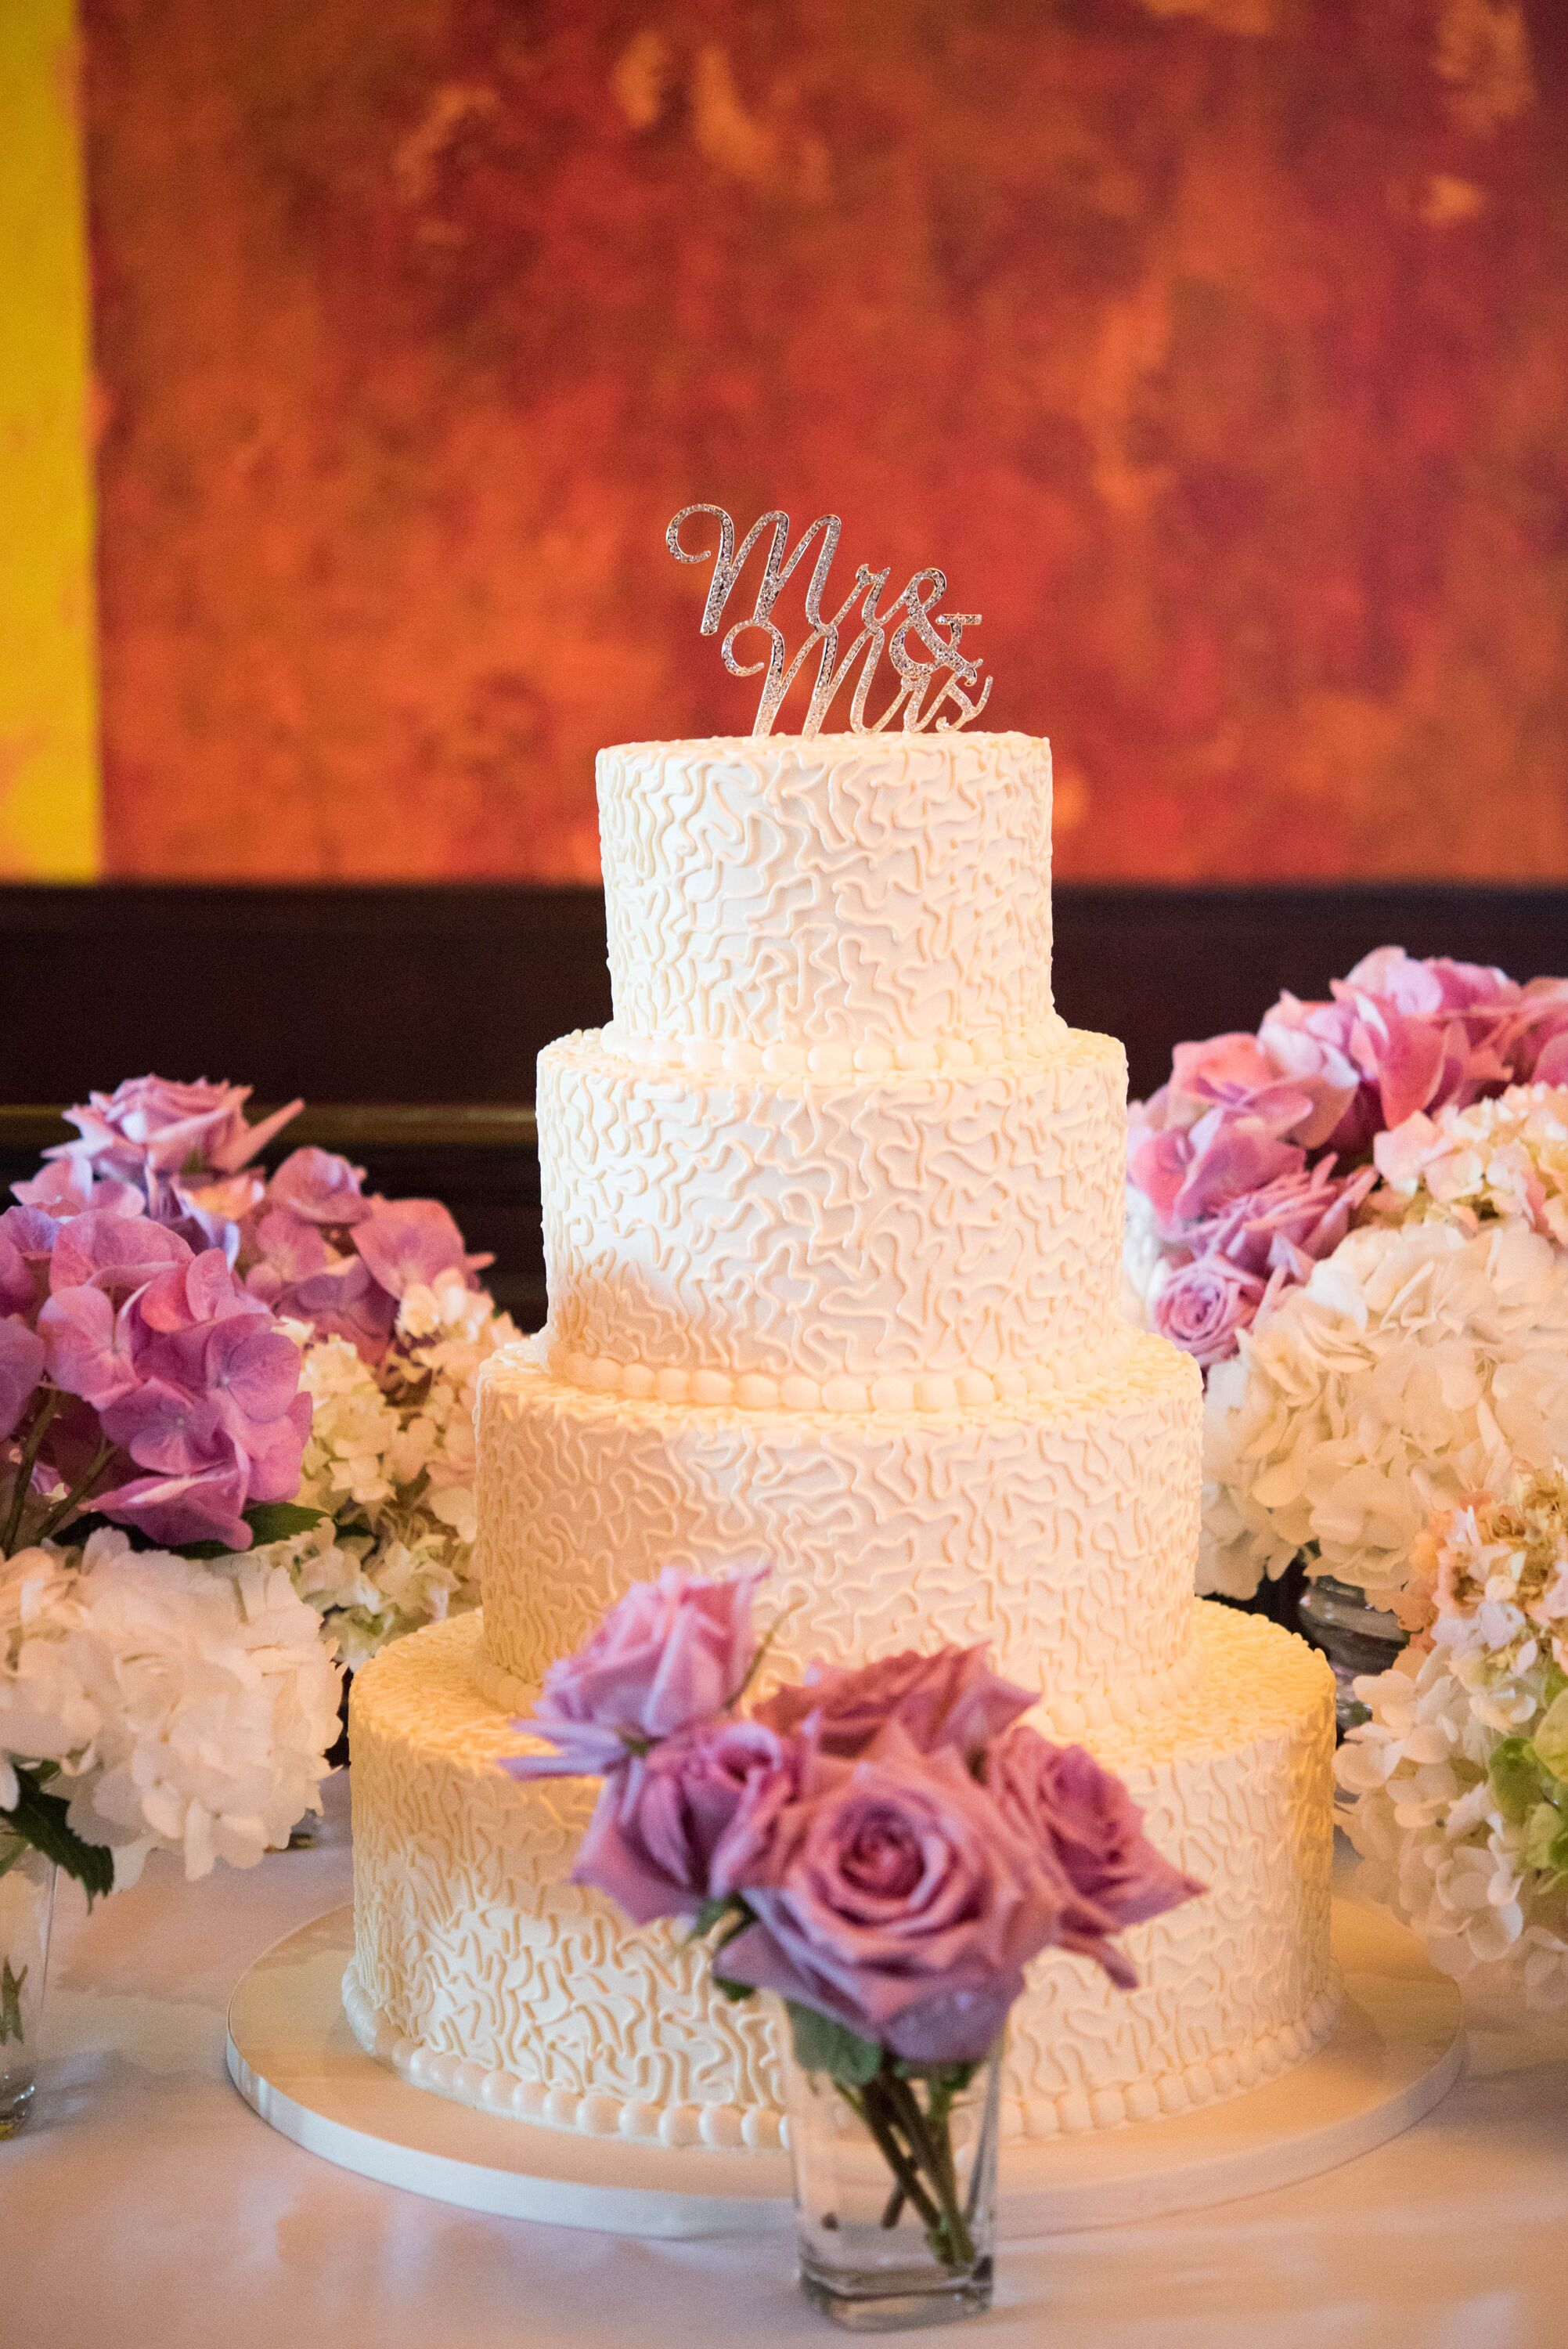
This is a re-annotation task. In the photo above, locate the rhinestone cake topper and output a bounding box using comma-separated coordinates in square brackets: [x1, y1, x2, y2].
[666, 505, 993, 738]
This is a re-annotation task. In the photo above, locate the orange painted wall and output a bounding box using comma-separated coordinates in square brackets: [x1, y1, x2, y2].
[85, 0, 1568, 881]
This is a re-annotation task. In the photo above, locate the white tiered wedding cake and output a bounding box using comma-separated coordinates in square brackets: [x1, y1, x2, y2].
[346, 731, 1339, 2150]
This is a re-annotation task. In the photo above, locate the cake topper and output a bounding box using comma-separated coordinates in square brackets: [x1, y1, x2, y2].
[665, 505, 993, 738]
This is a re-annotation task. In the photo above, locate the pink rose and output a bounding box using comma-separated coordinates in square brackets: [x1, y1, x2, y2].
[754, 1644, 1034, 1763]
[1190, 1158, 1377, 1285]
[984, 1730, 1203, 1986]
[715, 1727, 1066, 2065]
[52, 1077, 302, 1185]
[506, 1566, 767, 1777]
[567, 1717, 806, 1925]
[1151, 1256, 1267, 1368]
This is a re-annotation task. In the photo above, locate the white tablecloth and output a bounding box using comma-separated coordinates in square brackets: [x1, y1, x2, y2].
[6, 1770, 1566, 2349]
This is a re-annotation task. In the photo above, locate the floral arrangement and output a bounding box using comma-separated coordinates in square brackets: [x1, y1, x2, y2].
[16, 1077, 519, 1662]
[1126, 947, 1568, 1369]
[0, 1171, 341, 1900]
[503, 1567, 1201, 2279]
[1336, 1468, 1568, 2009]
[1117, 950, 1568, 1611]
[0, 1071, 514, 1929]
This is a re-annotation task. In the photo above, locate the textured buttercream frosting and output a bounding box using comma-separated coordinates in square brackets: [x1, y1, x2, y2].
[538, 1025, 1127, 1387]
[597, 734, 1054, 1053]
[348, 726, 1340, 2145]
[348, 1606, 1339, 2145]
[474, 1335, 1202, 1736]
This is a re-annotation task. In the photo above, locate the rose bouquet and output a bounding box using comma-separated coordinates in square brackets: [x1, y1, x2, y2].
[1335, 1467, 1568, 2009]
[500, 1567, 1201, 2320]
[16, 1077, 520, 1662]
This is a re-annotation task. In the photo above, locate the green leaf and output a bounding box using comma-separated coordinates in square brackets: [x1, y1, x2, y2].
[693, 1895, 736, 1936]
[785, 2000, 883, 2087]
[1534, 1690, 1568, 1784]
[708, 1972, 757, 2004]
[1523, 1801, 1563, 1872]
[1490, 1737, 1546, 1824]
[243, 1502, 331, 1546]
[2, 1767, 114, 1903]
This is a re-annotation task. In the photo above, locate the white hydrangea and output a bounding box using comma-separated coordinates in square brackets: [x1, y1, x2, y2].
[1336, 1470, 1568, 2011]
[265, 1274, 520, 1666]
[1372, 1083, 1568, 1245]
[1119, 1178, 1162, 1330]
[0, 1530, 343, 1883]
[1200, 1219, 1568, 1601]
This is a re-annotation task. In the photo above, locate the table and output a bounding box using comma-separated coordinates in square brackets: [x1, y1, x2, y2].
[6, 1772, 1566, 2349]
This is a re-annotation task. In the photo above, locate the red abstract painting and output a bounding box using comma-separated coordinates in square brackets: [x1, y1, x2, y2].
[84, 0, 1568, 880]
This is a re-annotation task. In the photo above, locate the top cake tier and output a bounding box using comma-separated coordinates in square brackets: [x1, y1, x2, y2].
[598, 734, 1054, 1055]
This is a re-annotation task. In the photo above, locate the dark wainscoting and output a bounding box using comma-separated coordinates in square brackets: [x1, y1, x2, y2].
[2, 881, 1564, 1322]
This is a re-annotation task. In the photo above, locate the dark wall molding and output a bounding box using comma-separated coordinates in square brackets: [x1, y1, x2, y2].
[2, 880, 1563, 1109]
[3, 880, 1563, 1321]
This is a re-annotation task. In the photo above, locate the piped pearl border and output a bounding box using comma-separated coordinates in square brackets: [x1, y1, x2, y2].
[341, 1961, 788, 2151]
[540, 1330, 1142, 1419]
[341, 1961, 1342, 2150]
[597, 1016, 1076, 1080]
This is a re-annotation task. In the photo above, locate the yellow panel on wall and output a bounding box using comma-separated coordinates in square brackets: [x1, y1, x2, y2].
[0, 0, 98, 878]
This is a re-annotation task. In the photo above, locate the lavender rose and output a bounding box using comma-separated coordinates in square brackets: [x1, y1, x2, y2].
[48, 1076, 303, 1187]
[754, 1643, 1034, 1763]
[984, 1728, 1203, 1986]
[568, 1716, 805, 1925]
[715, 1727, 1067, 2066]
[505, 1564, 768, 1778]
[1150, 1255, 1267, 1369]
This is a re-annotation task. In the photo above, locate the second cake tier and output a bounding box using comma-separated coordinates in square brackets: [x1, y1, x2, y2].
[539, 1025, 1128, 1389]
[474, 1332, 1202, 1736]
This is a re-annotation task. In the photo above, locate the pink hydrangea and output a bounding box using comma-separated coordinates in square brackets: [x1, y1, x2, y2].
[12, 1209, 312, 1553]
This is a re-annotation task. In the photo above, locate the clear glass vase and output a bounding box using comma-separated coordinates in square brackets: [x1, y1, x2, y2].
[783, 2037, 1001, 2332]
[1299, 1572, 1407, 1734]
[0, 1837, 57, 2138]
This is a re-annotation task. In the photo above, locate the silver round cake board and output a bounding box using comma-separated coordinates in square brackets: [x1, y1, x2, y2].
[226, 1895, 1462, 2241]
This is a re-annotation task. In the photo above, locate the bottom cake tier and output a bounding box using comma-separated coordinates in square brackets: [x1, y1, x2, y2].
[345, 1602, 1339, 2148]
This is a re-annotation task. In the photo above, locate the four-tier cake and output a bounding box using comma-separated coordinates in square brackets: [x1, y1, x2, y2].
[345, 731, 1339, 2151]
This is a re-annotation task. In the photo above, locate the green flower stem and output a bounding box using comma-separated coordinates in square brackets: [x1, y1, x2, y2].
[1, 1391, 60, 1558]
[31, 1440, 114, 1549]
[836, 2080, 947, 2242]
[883, 2073, 975, 2270]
